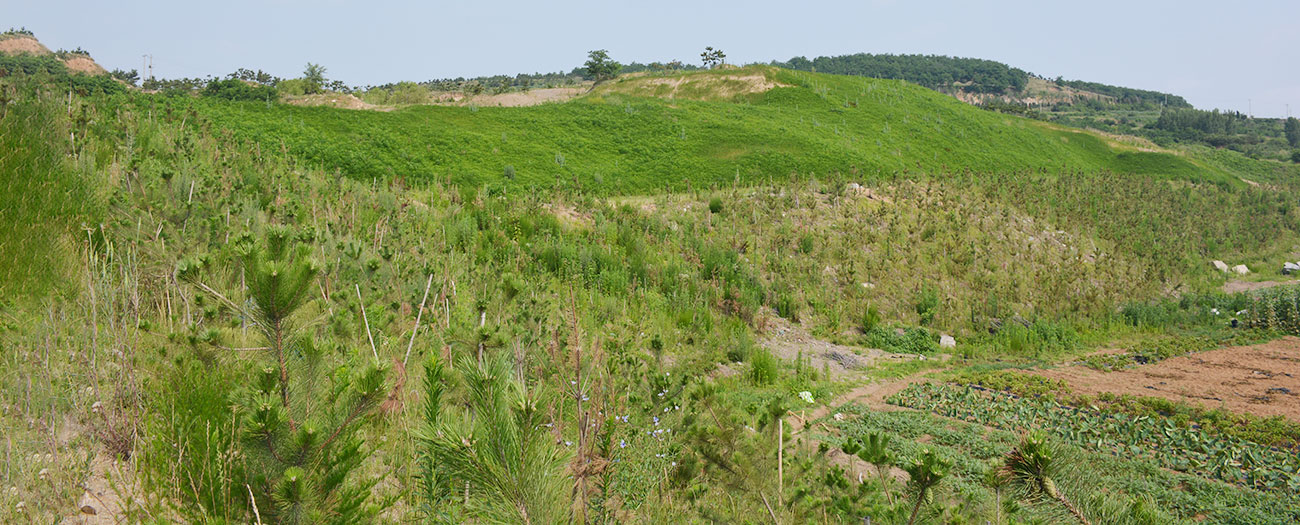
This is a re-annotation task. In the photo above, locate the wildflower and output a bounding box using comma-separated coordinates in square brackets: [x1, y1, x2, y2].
[565, 441, 573, 447]
[619, 439, 627, 448]
[15, 501, 25, 513]
[663, 407, 669, 413]
[798, 391, 815, 404]
[37, 469, 49, 481]
[653, 416, 660, 426]
[833, 413, 845, 421]
[671, 461, 677, 467]
[91, 401, 103, 414]
[582, 395, 589, 401]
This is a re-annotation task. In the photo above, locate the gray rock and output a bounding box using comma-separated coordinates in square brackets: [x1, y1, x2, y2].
[1232, 264, 1250, 275]
[1212, 260, 1230, 272]
[939, 335, 956, 348]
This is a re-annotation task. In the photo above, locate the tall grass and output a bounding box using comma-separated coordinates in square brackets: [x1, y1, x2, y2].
[0, 82, 103, 301]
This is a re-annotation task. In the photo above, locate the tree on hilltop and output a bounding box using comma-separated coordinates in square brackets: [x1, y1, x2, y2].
[1286, 117, 1299, 148]
[303, 62, 327, 94]
[701, 47, 726, 69]
[583, 49, 621, 83]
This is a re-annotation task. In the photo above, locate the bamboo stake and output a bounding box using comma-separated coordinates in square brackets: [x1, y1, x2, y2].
[356, 284, 377, 361]
[404, 274, 434, 367]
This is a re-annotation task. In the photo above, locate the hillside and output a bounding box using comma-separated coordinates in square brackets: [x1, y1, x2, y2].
[4, 38, 1300, 525]
[197, 65, 1232, 193]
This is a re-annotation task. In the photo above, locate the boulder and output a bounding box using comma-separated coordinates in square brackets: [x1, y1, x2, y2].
[939, 334, 956, 348]
[1283, 262, 1300, 275]
[1212, 260, 1230, 272]
[1232, 264, 1250, 275]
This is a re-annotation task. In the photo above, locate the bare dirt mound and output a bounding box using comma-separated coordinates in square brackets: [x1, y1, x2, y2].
[596, 67, 791, 101]
[0, 35, 52, 55]
[62, 56, 106, 75]
[286, 93, 393, 111]
[1034, 337, 1300, 422]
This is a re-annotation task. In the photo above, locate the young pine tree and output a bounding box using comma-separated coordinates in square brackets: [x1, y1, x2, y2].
[184, 226, 388, 524]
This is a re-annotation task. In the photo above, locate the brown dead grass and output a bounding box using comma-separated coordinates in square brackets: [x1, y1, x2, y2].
[1035, 337, 1300, 422]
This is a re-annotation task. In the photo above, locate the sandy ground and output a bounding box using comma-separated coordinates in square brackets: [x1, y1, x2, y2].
[1035, 337, 1300, 422]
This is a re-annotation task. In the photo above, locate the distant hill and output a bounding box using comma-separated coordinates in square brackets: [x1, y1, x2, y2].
[0, 30, 108, 75]
[771, 52, 1190, 109]
[197, 65, 1246, 194]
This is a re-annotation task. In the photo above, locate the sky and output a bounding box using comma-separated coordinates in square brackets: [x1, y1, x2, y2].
[5, 0, 1298, 117]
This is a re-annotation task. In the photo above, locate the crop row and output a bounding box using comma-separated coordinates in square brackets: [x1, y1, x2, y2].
[887, 383, 1300, 493]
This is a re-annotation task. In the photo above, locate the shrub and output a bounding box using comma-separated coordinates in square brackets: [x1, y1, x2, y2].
[708, 197, 723, 214]
[861, 304, 881, 333]
[203, 78, 278, 102]
[914, 286, 939, 326]
[747, 346, 779, 385]
[797, 233, 815, 254]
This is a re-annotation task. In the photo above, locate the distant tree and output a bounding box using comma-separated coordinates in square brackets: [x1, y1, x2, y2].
[1292, 150, 1300, 164]
[701, 47, 726, 69]
[1285, 117, 1300, 148]
[303, 62, 327, 94]
[109, 68, 139, 86]
[583, 49, 621, 83]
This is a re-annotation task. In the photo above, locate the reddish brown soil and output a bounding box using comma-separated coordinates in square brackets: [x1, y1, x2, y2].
[1035, 337, 1300, 422]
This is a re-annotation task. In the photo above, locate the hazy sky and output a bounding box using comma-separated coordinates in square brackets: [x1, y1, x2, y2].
[7, 0, 1298, 116]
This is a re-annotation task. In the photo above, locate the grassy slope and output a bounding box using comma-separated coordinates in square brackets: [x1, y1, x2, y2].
[197, 66, 1224, 193]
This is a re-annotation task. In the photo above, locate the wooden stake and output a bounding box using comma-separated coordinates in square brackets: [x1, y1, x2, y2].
[778, 418, 784, 507]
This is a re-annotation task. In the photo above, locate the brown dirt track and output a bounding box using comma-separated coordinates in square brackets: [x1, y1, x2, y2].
[1035, 337, 1300, 422]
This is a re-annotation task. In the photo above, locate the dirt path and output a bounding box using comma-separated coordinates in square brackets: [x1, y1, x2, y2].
[788, 373, 933, 434]
[1034, 337, 1300, 422]
[1222, 279, 1300, 294]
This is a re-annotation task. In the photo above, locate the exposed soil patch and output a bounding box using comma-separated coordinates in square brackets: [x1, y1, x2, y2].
[761, 315, 906, 379]
[0, 36, 52, 55]
[286, 93, 393, 111]
[1034, 337, 1300, 422]
[1222, 279, 1300, 294]
[458, 86, 587, 107]
[62, 56, 106, 75]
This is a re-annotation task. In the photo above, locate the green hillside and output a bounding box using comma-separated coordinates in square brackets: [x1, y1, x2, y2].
[197, 66, 1221, 193]
[6, 48, 1300, 525]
